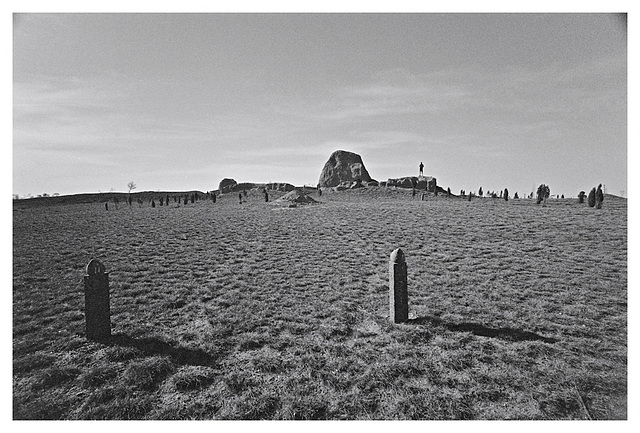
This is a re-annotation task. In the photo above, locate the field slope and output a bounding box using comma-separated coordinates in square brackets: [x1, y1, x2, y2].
[13, 188, 627, 419]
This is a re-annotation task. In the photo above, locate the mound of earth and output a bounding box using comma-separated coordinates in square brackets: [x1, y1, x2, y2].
[272, 190, 319, 206]
[318, 150, 372, 188]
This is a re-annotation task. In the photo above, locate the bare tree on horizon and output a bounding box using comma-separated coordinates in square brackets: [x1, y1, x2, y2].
[127, 181, 136, 207]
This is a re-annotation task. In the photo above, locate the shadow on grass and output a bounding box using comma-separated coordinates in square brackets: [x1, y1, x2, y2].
[409, 316, 557, 344]
[99, 333, 222, 367]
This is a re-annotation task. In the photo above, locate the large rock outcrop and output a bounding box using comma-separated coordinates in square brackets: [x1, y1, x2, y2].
[218, 178, 237, 193]
[318, 150, 372, 188]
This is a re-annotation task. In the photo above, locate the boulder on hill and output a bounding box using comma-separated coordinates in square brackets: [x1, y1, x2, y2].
[318, 150, 372, 188]
[219, 178, 237, 193]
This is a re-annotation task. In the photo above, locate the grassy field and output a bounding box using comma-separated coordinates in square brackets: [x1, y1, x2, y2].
[12, 187, 627, 419]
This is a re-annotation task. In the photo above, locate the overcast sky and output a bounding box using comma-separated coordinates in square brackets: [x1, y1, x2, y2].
[13, 12, 627, 197]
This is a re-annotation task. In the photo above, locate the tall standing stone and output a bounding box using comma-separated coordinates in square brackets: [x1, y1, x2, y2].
[84, 259, 111, 340]
[389, 248, 408, 323]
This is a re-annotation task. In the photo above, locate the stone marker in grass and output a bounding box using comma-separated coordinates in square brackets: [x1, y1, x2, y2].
[84, 259, 111, 340]
[389, 248, 408, 323]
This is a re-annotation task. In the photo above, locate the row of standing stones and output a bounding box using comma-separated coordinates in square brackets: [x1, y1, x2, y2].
[83, 250, 411, 340]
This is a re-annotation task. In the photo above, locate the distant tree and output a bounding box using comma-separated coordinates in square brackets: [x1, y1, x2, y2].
[536, 184, 550, 205]
[127, 181, 136, 206]
[587, 188, 596, 207]
[595, 184, 604, 209]
[578, 191, 586, 204]
[514, 192, 519, 199]
[504, 188, 509, 201]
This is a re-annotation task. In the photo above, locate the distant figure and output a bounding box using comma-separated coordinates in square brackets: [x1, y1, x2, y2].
[105, 202, 108, 211]
[239, 193, 243, 204]
[212, 193, 217, 203]
[264, 190, 269, 202]
[419, 162, 424, 176]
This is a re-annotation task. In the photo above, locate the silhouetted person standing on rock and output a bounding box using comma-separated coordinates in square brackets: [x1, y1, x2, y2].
[419, 162, 424, 176]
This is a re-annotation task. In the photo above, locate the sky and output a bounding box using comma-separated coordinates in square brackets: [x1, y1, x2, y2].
[12, 10, 628, 198]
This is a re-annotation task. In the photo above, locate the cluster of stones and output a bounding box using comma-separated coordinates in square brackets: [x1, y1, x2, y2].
[218, 178, 296, 194]
[584, 184, 605, 209]
[384, 176, 437, 192]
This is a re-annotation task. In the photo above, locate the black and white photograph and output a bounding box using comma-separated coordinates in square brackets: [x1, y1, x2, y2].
[10, 2, 631, 424]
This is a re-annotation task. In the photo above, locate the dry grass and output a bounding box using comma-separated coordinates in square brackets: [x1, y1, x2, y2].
[13, 188, 627, 419]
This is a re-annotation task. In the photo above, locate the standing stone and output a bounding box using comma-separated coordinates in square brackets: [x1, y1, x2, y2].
[588, 188, 596, 207]
[389, 248, 408, 323]
[595, 184, 604, 209]
[84, 259, 111, 340]
[578, 191, 586, 203]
